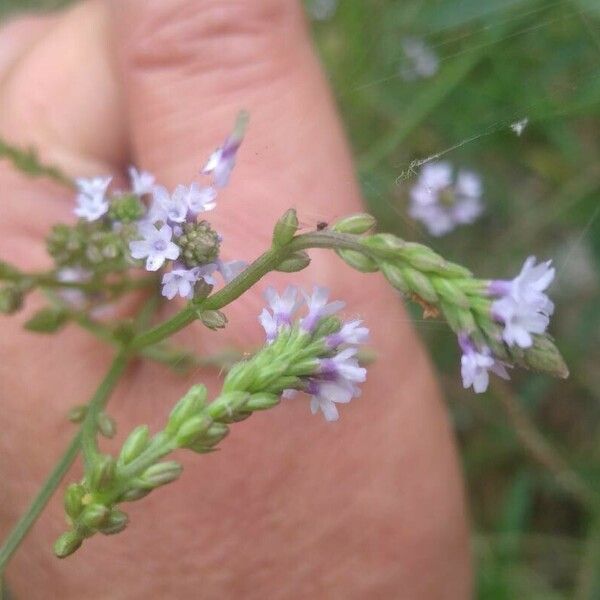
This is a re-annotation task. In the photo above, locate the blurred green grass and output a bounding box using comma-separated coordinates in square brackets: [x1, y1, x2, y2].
[2, 0, 600, 597]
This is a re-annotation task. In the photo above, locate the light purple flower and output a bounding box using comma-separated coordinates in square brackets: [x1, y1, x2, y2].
[326, 319, 369, 347]
[160, 264, 217, 300]
[184, 183, 217, 215]
[217, 259, 247, 283]
[490, 257, 555, 348]
[259, 286, 303, 340]
[129, 223, 180, 271]
[307, 379, 355, 422]
[152, 185, 188, 224]
[459, 334, 510, 394]
[400, 37, 439, 81]
[319, 348, 367, 386]
[300, 286, 345, 332]
[74, 176, 112, 222]
[128, 167, 155, 196]
[409, 162, 483, 236]
[202, 112, 248, 188]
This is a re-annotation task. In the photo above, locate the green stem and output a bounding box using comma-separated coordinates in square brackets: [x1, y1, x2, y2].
[130, 231, 366, 351]
[0, 351, 130, 574]
[80, 350, 130, 466]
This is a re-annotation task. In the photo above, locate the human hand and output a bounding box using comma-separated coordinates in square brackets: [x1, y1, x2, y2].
[0, 1, 470, 597]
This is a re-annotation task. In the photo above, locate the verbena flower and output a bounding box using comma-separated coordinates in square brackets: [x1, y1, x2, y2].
[185, 183, 217, 215]
[409, 162, 483, 236]
[260, 286, 303, 341]
[128, 167, 155, 196]
[400, 37, 439, 81]
[300, 286, 345, 332]
[490, 257, 555, 348]
[129, 223, 180, 271]
[161, 264, 217, 300]
[152, 186, 189, 224]
[74, 176, 112, 222]
[325, 319, 369, 347]
[459, 334, 510, 394]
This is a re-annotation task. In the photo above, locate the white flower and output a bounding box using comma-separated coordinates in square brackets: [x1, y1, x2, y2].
[308, 379, 356, 422]
[300, 286, 345, 332]
[152, 186, 188, 224]
[160, 264, 216, 300]
[409, 162, 483, 236]
[511, 118, 529, 136]
[459, 337, 510, 394]
[490, 257, 555, 348]
[400, 37, 439, 81]
[128, 167, 155, 196]
[74, 175, 112, 222]
[129, 223, 180, 271]
[184, 183, 217, 215]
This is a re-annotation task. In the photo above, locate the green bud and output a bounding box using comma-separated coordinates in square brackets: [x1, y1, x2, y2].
[166, 385, 208, 434]
[193, 278, 213, 301]
[362, 233, 406, 257]
[64, 483, 85, 519]
[523, 335, 570, 379]
[108, 194, 145, 223]
[199, 309, 228, 330]
[379, 262, 409, 294]
[272, 209, 299, 247]
[192, 422, 229, 450]
[88, 454, 117, 492]
[0, 284, 24, 314]
[401, 243, 448, 273]
[67, 404, 88, 424]
[431, 277, 469, 309]
[175, 415, 213, 447]
[140, 461, 182, 488]
[245, 393, 280, 411]
[312, 315, 342, 338]
[112, 320, 136, 344]
[175, 221, 221, 268]
[333, 213, 377, 234]
[97, 412, 116, 439]
[401, 267, 438, 303]
[119, 425, 151, 466]
[275, 251, 311, 273]
[207, 391, 250, 420]
[98, 509, 129, 535]
[119, 487, 151, 502]
[80, 504, 110, 529]
[335, 249, 379, 273]
[24, 306, 69, 333]
[54, 531, 83, 558]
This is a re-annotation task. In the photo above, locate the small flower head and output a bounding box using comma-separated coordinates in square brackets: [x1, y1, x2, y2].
[459, 334, 510, 394]
[300, 286, 345, 333]
[128, 167, 155, 196]
[325, 319, 369, 347]
[161, 264, 217, 300]
[153, 186, 188, 224]
[409, 162, 484, 236]
[490, 257, 555, 348]
[184, 183, 217, 215]
[74, 176, 112, 222]
[260, 286, 303, 340]
[129, 223, 180, 271]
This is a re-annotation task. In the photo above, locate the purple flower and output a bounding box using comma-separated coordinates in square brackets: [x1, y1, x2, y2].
[459, 334, 510, 394]
[300, 286, 345, 332]
[490, 257, 555, 348]
[185, 183, 217, 215]
[161, 263, 217, 300]
[128, 167, 155, 196]
[259, 286, 303, 340]
[74, 176, 112, 222]
[307, 379, 355, 422]
[152, 185, 188, 224]
[202, 112, 248, 188]
[409, 162, 483, 236]
[318, 348, 367, 387]
[326, 319, 369, 347]
[129, 223, 180, 271]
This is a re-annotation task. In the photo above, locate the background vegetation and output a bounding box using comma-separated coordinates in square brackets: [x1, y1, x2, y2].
[2, 0, 600, 597]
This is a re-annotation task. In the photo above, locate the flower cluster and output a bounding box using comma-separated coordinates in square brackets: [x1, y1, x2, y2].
[259, 286, 368, 421]
[66, 114, 249, 301]
[409, 161, 484, 236]
[459, 257, 555, 393]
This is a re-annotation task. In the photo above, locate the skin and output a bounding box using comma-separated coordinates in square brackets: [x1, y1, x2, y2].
[0, 1, 471, 598]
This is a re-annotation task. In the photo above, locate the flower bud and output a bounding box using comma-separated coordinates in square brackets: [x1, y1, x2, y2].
[175, 415, 212, 447]
[275, 251, 311, 273]
[97, 412, 116, 439]
[24, 306, 69, 333]
[432, 277, 469, 309]
[166, 385, 208, 434]
[64, 483, 85, 519]
[245, 393, 280, 411]
[401, 267, 438, 303]
[119, 487, 151, 502]
[108, 194, 145, 223]
[312, 316, 342, 338]
[362, 233, 406, 256]
[140, 461, 182, 488]
[272, 209, 299, 247]
[380, 262, 409, 294]
[207, 392, 250, 420]
[198, 309, 228, 331]
[175, 221, 221, 268]
[0, 284, 24, 314]
[119, 425, 151, 466]
[88, 454, 117, 492]
[80, 504, 110, 529]
[187, 422, 229, 453]
[332, 213, 376, 234]
[336, 249, 378, 273]
[98, 509, 129, 535]
[523, 335, 569, 379]
[67, 404, 88, 423]
[54, 531, 83, 558]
